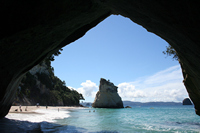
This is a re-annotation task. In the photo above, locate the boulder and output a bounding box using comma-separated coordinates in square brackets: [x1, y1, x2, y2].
[125, 106, 132, 108]
[183, 98, 193, 105]
[92, 78, 124, 108]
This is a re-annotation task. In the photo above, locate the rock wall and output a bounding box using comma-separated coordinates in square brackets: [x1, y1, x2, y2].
[1, 0, 200, 117]
[0, 0, 111, 118]
[29, 62, 49, 75]
[92, 78, 124, 108]
[14, 60, 83, 107]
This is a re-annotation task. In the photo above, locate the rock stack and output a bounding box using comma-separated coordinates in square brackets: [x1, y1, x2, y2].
[92, 78, 124, 108]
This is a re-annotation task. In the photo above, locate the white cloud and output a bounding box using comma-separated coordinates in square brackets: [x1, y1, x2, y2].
[144, 65, 182, 86]
[74, 65, 188, 103]
[118, 82, 146, 101]
[67, 86, 74, 90]
[77, 80, 98, 98]
[118, 65, 188, 102]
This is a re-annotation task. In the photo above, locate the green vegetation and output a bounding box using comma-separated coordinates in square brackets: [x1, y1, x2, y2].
[163, 44, 178, 61]
[14, 49, 84, 106]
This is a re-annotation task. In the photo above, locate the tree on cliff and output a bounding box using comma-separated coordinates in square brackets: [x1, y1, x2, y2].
[14, 49, 84, 106]
[163, 44, 178, 61]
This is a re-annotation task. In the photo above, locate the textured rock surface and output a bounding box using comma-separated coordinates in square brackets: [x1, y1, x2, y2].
[92, 78, 124, 108]
[0, 0, 111, 118]
[1, 0, 200, 117]
[183, 98, 193, 105]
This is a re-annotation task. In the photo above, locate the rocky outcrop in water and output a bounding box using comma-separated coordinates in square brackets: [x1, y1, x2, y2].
[92, 78, 123, 108]
[183, 98, 193, 105]
[1, 0, 200, 117]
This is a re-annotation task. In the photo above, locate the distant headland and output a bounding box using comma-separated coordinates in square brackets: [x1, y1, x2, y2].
[82, 101, 185, 107]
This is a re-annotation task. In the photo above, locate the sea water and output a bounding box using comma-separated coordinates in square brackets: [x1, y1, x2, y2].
[0, 105, 200, 133]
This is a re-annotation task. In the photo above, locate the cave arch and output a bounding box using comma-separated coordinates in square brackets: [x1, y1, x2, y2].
[0, 0, 200, 118]
[52, 15, 185, 102]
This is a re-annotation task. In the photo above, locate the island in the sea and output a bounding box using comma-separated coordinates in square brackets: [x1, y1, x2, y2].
[182, 98, 193, 105]
[92, 78, 124, 108]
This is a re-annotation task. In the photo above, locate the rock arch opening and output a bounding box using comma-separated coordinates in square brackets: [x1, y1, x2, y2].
[0, 0, 200, 118]
[51, 15, 187, 103]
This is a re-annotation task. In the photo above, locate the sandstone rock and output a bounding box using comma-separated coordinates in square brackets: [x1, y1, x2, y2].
[182, 98, 193, 105]
[29, 62, 49, 75]
[92, 78, 124, 108]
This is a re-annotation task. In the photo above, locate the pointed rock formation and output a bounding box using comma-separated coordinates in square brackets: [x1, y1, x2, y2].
[92, 78, 124, 108]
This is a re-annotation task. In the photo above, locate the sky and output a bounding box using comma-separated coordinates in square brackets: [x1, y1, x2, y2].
[51, 15, 188, 103]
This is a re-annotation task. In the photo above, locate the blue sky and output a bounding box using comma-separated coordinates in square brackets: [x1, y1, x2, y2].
[51, 15, 188, 102]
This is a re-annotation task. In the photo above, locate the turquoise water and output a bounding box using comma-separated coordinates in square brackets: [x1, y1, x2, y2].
[1, 105, 200, 132]
[55, 105, 200, 133]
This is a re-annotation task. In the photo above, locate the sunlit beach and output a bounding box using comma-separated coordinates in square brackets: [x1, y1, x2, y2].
[1, 1, 200, 133]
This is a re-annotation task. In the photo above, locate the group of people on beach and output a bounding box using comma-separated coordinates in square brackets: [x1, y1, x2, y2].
[15, 105, 28, 112]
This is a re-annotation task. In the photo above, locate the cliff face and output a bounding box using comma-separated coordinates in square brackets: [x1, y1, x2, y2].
[1, 0, 200, 117]
[13, 60, 84, 106]
[92, 78, 124, 108]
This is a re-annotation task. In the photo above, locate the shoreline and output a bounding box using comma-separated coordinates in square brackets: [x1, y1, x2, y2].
[6, 106, 84, 123]
[9, 106, 82, 114]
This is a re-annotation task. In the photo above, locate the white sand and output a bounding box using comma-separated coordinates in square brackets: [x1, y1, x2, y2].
[9, 106, 78, 114]
[7, 106, 82, 123]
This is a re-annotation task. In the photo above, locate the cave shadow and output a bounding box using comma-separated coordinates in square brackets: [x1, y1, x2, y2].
[0, 117, 119, 133]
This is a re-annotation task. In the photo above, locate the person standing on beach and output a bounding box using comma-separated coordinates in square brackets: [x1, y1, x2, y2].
[36, 103, 39, 108]
[19, 105, 21, 109]
[19, 105, 22, 112]
[25, 106, 28, 111]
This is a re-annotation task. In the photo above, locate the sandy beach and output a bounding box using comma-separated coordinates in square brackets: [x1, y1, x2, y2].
[5, 105, 84, 124]
[2, 105, 84, 132]
[9, 106, 80, 114]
